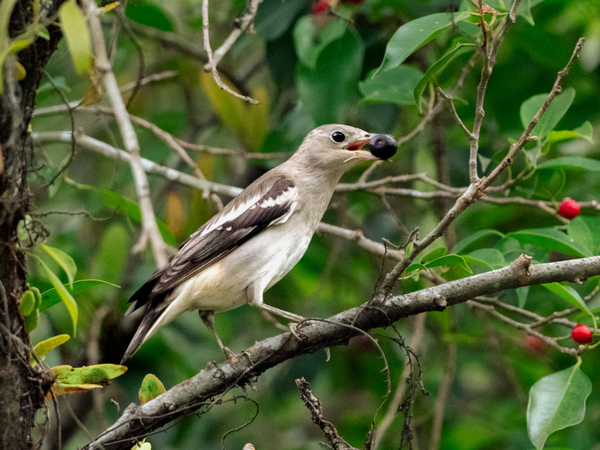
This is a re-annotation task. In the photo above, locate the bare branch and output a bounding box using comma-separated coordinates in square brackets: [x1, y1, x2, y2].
[436, 87, 475, 140]
[83, 254, 600, 449]
[202, 0, 259, 104]
[32, 131, 243, 198]
[203, 0, 264, 73]
[468, 300, 577, 355]
[316, 223, 404, 260]
[482, 37, 585, 189]
[296, 378, 359, 450]
[83, 0, 169, 267]
[372, 313, 426, 449]
[378, 37, 585, 297]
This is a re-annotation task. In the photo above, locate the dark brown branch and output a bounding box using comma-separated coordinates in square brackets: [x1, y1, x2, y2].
[296, 378, 359, 450]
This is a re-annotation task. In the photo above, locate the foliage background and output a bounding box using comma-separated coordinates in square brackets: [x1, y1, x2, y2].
[26, 0, 600, 449]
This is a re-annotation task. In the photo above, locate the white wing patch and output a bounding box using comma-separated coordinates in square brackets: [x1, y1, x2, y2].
[201, 184, 297, 237]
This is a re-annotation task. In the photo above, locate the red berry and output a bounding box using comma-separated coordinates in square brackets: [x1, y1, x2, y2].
[571, 324, 593, 344]
[557, 198, 581, 219]
[312, 1, 328, 14]
[524, 334, 547, 355]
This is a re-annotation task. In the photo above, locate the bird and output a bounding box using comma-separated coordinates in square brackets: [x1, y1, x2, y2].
[121, 124, 397, 362]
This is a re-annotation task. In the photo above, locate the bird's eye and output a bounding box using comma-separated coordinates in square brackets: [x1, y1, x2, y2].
[331, 131, 345, 143]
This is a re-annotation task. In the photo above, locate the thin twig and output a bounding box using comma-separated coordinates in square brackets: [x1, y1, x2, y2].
[83, 0, 169, 267]
[468, 300, 577, 355]
[372, 313, 426, 449]
[482, 37, 585, 189]
[33, 105, 290, 159]
[203, 0, 264, 72]
[436, 87, 475, 139]
[296, 378, 359, 450]
[202, 0, 258, 104]
[377, 36, 584, 298]
[32, 131, 243, 198]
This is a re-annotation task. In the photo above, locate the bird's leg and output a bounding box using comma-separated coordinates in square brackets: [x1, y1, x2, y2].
[246, 282, 307, 330]
[199, 310, 236, 359]
[259, 303, 305, 323]
[260, 309, 290, 331]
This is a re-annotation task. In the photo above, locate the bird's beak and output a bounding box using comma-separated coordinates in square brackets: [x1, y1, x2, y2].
[345, 136, 378, 160]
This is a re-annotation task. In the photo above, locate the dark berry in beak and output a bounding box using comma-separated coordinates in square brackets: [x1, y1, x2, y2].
[368, 134, 397, 159]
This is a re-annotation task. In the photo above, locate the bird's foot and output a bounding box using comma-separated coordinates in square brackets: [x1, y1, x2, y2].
[288, 322, 308, 341]
[221, 345, 237, 360]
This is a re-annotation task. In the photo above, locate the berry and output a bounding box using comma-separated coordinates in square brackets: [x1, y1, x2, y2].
[312, 1, 328, 14]
[524, 334, 547, 355]
[571, 324, 593, 344]
[558, 198, 581, 220]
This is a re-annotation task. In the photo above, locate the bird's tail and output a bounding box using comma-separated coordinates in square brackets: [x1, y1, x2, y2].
[121, 300, 169, 364]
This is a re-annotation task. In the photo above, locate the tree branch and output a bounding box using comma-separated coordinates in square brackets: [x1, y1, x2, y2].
[201, 0, 258, 104]
[377, 35, 584, 297]
[296, 378, 359, 450]
[83, 254, 600, 449]
[83, 0, 169, 267]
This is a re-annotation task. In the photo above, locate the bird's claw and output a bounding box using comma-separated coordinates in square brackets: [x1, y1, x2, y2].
[288, 322, 308, 341]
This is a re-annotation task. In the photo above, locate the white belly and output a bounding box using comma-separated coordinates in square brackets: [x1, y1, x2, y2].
[165, 220, 313, 318]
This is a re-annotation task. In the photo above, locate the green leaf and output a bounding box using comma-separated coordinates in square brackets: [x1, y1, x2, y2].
[516, 286, 529, 308]
[93, 224, 130, 285]
[413, 43, 475, 112]
[461, 254, 494, 272]
[53, 363, 128, 385]
[33, 255, 78, 335]
[508, 228, 591, 258]
[31, 334, 70, 367]
[297, 26, 364, 125]
[547, 121, 594, 144]
[139, 373, 167, 405]
[452, 229, 505, 254]
[24, 310, 39, 334]
[20, 290, 36, 317]
[537, 156, 600, 172]
[527, 365, 591, 450]
[293, 16, 347, 69]
[424, 254, 472, 273]
[420, 246, 447, 264]
[40, 279, 120, 312]
[521, 0, 534, 25]
[59, 0, 92, 74]
[405, 262, 426, 275]
[567, 217, 593, 257]
[70, 181, 177, 247]
[573, 121, 594, 143]
[377, 12, 471, 74]
[542, 283, 593, 317]
[520, 87, 576, 139]
[255, 0, 306, 41]
[359, 65, 423, 105]
[580, 216, 600, 254]
[0, 0, 19, 46]
[0, 0, 25, 93]
[467, 248, 506, 269]
[41, 244, 76, 288]
[125, 1, 174, 32]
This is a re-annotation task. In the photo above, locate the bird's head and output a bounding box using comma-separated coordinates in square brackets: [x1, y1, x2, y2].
[295, 124, 397, 176]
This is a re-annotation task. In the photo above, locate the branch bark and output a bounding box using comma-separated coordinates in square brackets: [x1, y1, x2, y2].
[0, 1, 66, 448]
[83, 0, 169, 267]
[84, 254, 600, 449]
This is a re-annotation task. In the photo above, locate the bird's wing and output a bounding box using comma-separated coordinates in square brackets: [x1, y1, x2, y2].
[127, 175, 297, 311]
